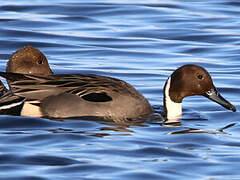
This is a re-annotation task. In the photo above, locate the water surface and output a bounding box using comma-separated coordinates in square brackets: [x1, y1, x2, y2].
[0, 0, 240, 179]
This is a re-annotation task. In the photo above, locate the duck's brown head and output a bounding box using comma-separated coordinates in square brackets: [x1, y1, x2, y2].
[7, 46, 53, 75]
[164, 64, 236, 119]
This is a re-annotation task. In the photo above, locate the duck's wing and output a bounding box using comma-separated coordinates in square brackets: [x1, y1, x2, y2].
[0, 80, 8, 96]
[0, 72, 65, 100]
[0, 90, 26, 115]
[0, 72, 140, 103]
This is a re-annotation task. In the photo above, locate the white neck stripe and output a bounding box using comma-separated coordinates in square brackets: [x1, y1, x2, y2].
[164, 77, 182, 119]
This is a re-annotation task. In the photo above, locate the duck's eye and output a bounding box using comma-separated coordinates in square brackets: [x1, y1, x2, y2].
[38, 60, 43, 64]
[197, 74, 203, 80]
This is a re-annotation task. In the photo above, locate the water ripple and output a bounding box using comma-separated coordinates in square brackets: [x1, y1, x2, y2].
[0, 0, 240, 179]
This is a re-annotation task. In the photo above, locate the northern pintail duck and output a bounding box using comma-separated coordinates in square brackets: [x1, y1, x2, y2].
[0, 64, 236, 120]
[0, 46, 53, 96]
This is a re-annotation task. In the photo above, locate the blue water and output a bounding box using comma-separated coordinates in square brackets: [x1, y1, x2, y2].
[0, 0, 240, 179]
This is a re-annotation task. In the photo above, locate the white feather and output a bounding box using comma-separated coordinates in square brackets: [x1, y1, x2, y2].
[164, 77, 182, 119]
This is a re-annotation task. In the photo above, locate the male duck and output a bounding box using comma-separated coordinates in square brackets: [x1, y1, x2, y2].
[0, 46, 53, 96]
[0, 64, 236, 120]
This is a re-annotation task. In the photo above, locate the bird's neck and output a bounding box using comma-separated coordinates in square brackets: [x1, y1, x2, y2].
[163, 77, 182, 120]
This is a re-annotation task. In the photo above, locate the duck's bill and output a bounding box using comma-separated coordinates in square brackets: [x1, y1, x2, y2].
[204, 88, 236, 112]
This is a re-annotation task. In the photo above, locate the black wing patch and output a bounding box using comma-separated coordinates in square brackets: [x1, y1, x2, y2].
[82, 92, 112, 102]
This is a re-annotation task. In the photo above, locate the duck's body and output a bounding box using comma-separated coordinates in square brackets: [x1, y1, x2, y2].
[0, 73, 153, 120]
[0, 64, 236, 120]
